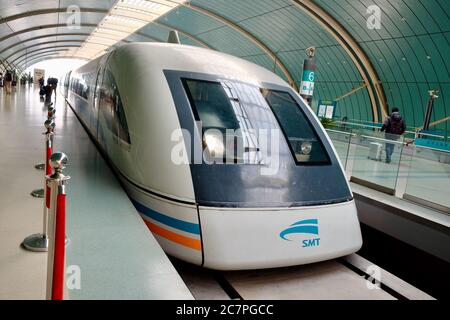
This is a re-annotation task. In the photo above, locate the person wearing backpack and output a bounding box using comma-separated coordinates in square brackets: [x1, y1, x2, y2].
[50, 77, 58, 101]
[381, 107, 406, 163]
[4, 70, 12, 94]
[44, 81, 53, 106]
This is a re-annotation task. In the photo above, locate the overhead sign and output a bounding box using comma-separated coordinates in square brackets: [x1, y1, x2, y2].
[299, 56, 316, 98]
[317, 100, 337, 119]
[34, 69, 45, 84]
[300, 70, 315, 96]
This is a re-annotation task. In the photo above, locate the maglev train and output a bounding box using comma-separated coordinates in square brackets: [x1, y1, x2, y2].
[63, 43, 362, 270]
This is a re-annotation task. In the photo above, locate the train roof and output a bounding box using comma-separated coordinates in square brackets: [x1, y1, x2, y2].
[75, 42, 288, 88]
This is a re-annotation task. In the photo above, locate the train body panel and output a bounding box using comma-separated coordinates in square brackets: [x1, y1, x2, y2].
[199, 201, 362, 270]
[108, 46, 197, 202]
[64, 43, 363, 270]
[120, 175, 203, 266]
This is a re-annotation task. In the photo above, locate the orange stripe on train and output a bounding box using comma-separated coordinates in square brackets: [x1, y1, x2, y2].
[144, 220, 202, 251]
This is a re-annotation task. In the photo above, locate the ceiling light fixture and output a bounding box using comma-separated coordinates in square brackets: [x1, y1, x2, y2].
[69, 0, 186, 60]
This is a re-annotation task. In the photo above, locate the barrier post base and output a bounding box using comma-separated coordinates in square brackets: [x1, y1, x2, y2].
[35, 163, 45, 170]
[22, 234, 48, 252]
[31, 189, 45, 198]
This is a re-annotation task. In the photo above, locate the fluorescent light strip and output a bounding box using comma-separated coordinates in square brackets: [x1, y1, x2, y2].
[74, 0, 186, 60]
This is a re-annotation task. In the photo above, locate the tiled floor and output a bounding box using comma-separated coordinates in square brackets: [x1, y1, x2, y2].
[0, 85, 193, 300]
[0, 86, 47, 299]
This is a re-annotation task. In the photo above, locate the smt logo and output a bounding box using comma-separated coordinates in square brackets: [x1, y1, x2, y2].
[280, 219, 320, 248]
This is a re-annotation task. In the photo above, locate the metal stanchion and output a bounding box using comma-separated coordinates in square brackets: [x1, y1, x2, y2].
[47, 106, 56, 120]
[23, 120, 55, 252]
[31, 120, 55, 198]
[34, 107, 56, 171]
[45, 152, 70, 300]
[35, 163, 45, 171]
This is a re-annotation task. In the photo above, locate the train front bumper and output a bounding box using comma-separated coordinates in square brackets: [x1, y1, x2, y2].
[199, 200, 362, 270]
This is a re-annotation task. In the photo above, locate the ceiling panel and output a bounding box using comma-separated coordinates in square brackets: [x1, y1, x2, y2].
[6, 13, 59, 32]
[0, 0, 58, 17]
[0, 0, 448, 136]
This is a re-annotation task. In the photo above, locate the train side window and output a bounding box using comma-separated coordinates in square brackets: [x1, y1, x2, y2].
[76, 79, 81, 96]
[99, 70, 131, 146]
[98, 77, 115, 133]
[81, 75, 89, 99]
[261, 89, 330, 165]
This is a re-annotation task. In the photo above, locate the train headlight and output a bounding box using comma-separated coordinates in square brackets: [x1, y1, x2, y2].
[205, 131, 225, 158]
[301, 142, 313, 155]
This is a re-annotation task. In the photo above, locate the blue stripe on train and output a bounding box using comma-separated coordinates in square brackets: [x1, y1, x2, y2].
[130, 199, 201, 236]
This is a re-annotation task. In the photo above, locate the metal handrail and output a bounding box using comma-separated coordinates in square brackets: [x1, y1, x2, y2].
[333, 120, 446, 140]
[334, 121, 381, 130]
[327, 128, 449, 154]
[326, 128, 356, 137]
[360, 134, 406, 146]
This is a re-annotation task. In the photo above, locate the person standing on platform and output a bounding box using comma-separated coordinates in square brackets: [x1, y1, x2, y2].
[4, 70, 12, 94]
[44, 81, 53, 106]
[49, 77, 58, 101]
[39, 77, 45, 97]
[381, 107, 406, 164]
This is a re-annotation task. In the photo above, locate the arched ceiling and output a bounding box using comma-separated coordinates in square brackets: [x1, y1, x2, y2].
[1, 0, 449, 136]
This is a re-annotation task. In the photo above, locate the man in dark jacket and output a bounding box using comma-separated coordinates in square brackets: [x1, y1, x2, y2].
[49, 77, 58, 101]
[381, 107, 406, 163]
[4, 70, 12, 94]
[44, 82, 53, 106]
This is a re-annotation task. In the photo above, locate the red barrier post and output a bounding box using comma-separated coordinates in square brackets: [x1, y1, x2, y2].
[52, 193, 66, 300]
[45, 141, 53, 209]
[23, 120, 55, 252]
[46, 152, 70, 300]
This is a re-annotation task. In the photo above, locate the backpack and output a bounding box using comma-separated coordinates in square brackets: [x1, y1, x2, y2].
[387, 113, 405, 135]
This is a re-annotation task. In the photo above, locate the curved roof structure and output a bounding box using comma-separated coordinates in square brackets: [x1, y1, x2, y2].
[1, 0, 449, 135]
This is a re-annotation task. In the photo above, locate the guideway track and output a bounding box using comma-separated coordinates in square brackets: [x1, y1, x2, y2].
[172, 254, 434, 300]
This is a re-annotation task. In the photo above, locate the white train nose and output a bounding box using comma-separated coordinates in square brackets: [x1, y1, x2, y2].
[199, 201, 362, 271]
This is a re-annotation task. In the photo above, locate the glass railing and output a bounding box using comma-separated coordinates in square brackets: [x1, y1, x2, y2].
[326, 129, 352, 169]
[403, 146, 450, 212]
[349, 129, 404, 194]
[326, 126, 450, 215]
[333, 119, 448, 143]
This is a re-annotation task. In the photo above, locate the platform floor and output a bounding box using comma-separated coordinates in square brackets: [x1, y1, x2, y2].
[0, 85, 193, 299]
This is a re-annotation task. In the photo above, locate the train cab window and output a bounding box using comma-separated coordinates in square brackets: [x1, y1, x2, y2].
[182, 79, 257, 163]
[183, 79, 240, 130]
[99, 70, 131, 146]
[261, 89, 330, 165]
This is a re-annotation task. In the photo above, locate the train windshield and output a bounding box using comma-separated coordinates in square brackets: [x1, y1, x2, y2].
[183, 78, 330, 166]
[261, 89, 330, 164]
[183, 79, 262, 164]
